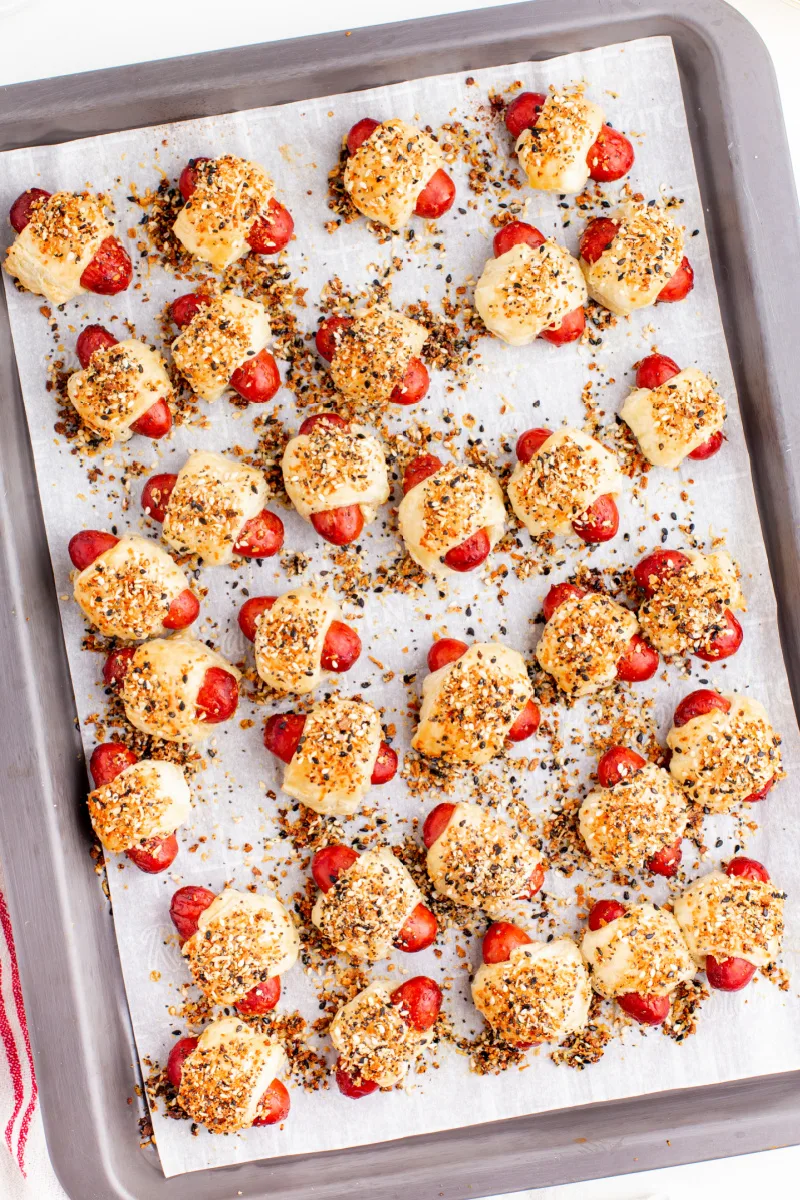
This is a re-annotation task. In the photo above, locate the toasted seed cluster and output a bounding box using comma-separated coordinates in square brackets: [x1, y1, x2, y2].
[582, 904, 695, 999]
[668, 695, 782, 812]
[329, 307, 427, 403]
[579, 762, 688, 873]
[87, 763, 173, 852]
[426, 802, 543, 913]
[674, 871, 785, 967]
[637, 552, 742, 657]
[312, 849, 421, 961]
[330, 985, 417, 1086]
[537, 591, 638, 697]
[179, 155, 274, 239]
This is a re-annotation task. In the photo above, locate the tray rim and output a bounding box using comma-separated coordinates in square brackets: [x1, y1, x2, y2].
[1, 1, 800, 1197]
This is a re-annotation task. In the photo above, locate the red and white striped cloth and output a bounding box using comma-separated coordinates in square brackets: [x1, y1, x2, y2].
[0, 861, 66, 1199]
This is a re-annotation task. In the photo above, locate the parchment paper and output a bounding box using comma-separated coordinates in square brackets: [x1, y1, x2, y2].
[2, 36, 799, 1180]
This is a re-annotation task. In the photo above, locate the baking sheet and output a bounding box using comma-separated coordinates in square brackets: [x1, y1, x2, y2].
[1, 34, 798, 1181]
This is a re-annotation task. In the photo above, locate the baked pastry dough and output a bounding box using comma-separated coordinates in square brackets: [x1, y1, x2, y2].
[536, 591, 639, 698]
[343, 119, 444, 229]
[581, 202, 685, 316]
[72, 534, 190, 641]
[425, 802, 544, 916]
[673, 871, 784, 969]
[171, 294, 272, 402]
[311, 848, 423, 961]
[581, 903, 695, 998]
[173, 155, 276, 270]
[398, 461, 506, 576]
[282, 421, 389, 525]
[579, 762, 688, 873]
[637, 550, 745, 658]
[621, 368, 726, 468]
[4, 191, 114, 305]
[120, 636, 240, 744]
[161, 450, 268, 567]
[329, 981, 426, 1087]
[507, 428, 624, 536]
[667, 695, 782, 812]
[67, 340, 172, 443]
[280, 697, 383, 815]
[253, 588, 341, 695]
[329, 306, 427, 404]
[182, 888, 300, 1005]
[474, 241, 587, 345]
[177, 1017, 287, 1134]
[515, 90, 604, 194]
[412, 643, 533, 764]
[472, 937, 591, 1046]
[87, 759, 190, 853]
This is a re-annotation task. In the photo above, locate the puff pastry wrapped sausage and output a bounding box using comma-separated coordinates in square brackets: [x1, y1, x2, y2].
[579, 202, 693, 315]
[634, 548, 745, 661]
[141, 450, 284, 567]
[315, 305, 429, 406]
[6, 189, 132, 304]
[342, 118, 455, 228]
[398, 455, 506, 576]
[68, 326, 172, 442]
[167, 1018, 290, 1132]
[238, 588, 361, 695]
[621, 355, 725, 467]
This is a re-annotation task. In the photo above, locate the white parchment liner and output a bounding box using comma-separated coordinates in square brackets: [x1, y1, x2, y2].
[2, 36, 798, 1180]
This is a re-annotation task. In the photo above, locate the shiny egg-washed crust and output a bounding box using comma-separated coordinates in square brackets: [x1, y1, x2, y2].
[67, 340, 172, 443]
[343, 119, 444, 229]
[581, 903, 695, 999]
[253, 588, 341, 695]
[579, 762, 689, 873]
[172, 155, 275, 269]
[516, 89, 604, 194]
[86, 759, 191, 852]
[120, 636, 240, 744]
[425, 801, 544, 917]
[474, 241, 587, 346]
[329, 982, 421, 1087]
[398, 462, 507, 577]
[72, 534, 189, 641]
[673, 870, 785, 968]
[281, 697, 382, 815]
[281, 421, 389, 523]
[637, 549, 745, 658]
[329, 306, 427, 403]
[170, 294, 272, 402]
[412, 643, 533, 764]
[472, 938, 592, 1045]
[507, 427, 625, 536]
[536, 591, 639, 698]
[4, 190, 114, 304]
[581, 202, 685, 316]
[621, 368, 726, 468]
[177, 1018, 287, 1133]
[161, 450, 268, 568]
[182, 889, 300, 1006]
[311, 848, 423, 961]
[667, 694, 782, 812]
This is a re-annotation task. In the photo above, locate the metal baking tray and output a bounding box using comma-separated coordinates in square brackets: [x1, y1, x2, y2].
[1, 0, 799, 1196]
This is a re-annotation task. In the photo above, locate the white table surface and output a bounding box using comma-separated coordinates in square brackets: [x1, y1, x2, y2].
[0, 1, 798, 1198]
